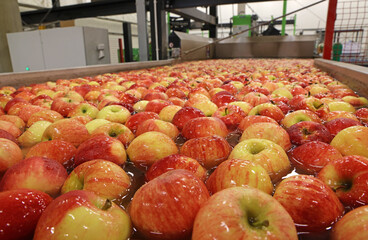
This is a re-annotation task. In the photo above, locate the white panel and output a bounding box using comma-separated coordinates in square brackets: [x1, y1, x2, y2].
[7, 31, 45, 72]
[40, 27, 86, 69]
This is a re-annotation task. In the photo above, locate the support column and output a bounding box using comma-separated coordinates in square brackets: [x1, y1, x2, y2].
[123, 22, 133, 62]
[0, 0, 22, 73]
[281, 0, 287, 36]
[209, 6, 217, 39]
[136, 0, 149, 61]
[150, 0, 167, 60]
[323, 0, 338, 60]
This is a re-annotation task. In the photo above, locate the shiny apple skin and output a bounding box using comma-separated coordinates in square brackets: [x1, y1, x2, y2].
[171, 106, 205, 131]
[287, 121, 332, 145]
[324, 117, 363, 137]
[182, 117, 228, 139]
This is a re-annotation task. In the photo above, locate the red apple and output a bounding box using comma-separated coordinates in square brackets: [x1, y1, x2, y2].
[145, 154, 207, 182]
[324, 117, 363, 137]
[287, 121, 332, 145]
[74, 135, 127, 166]
[51, 97, 79, 117]
[90, 122, 135, 148]
[0, 120, 22, 138]
[0, 129, 17, 144]
[211, 91, 237, 107]
[240, 92, 269, 107]
[182, 117, 228, 139]
[0, 156, 68, 197]
[125, 111, 160, 133]
[274, 175, 344, 232]
[238, 115, 278, 131]
[206, 159, 273, 195]
[248, 103, 285, 122]
[0, 189, 53, 240]
[26, 109, 63, 127]
[212, 105, 246, 130]
[288, 141, 342, 175]
[192, 187, 298, 240]
[318, 155, 368, 209]
[0, 114, 26, 131]
[130, 169, 210, 240]
[171, 106, 205, 130]
[136, 119, 179, 140]
[34, 190, 132, 240]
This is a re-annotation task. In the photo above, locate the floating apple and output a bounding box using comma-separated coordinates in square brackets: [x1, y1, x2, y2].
[330, 126, 368, 157]
[287, 121, 332, 145]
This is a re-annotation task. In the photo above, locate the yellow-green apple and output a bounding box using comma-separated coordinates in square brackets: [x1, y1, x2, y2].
[84, 90, 101, 104]
[271, 87, 293, 99]
[330, 126, 368, 157]
[133, 100, 149, 112]
[342, 95, 368, 107]
[41, 118, 90, 147]
[51, 97, 79, 117]
[145, 154, 207, 182]
[240, 92, 269, 107]
[211, 91, 237, 107]
[85, 118, 110, 134]
[26, 109, 63, 127]
[240, 122, 291, 151]
[324, 117, 363, 137]
[130, 169, 209, 240]
[228, 101, 252, 115]
[206, 159, 273, 195]
[0, 120, 22, 138]
[127, 131, 178, 170]
[67, 102, 99, 119]
[0, 138, 23, 174]
[274, 175, 344, 232]
[192, 187, 298, 240]
[96, 105, 131, 124]
[33, 190, 132, 240]
[136, 119, 179, 140]
[328, 101, 356, 113]
[0, 189, 53, 240]
[18, 120, 52, 148]
[331, 205, 368, 240]
[158, 105, 182, 122]
[90, 122, 134, 147]
[303, 97, 329, 118]
[281, 109, 321, 128]
[0, 156, 68, 197]
[212, 105, 246, 130]
[287, 121, 332, 145]
[182, 117, 228, 139]
[180, 135, 232, 169]
[229, 138, 290, 182]
[238, 115, 278, 132]
[318, 155, 368, 209]
[288, 141, 342, 175]
[74, 135, 127, 166]
[323, 110, 359, 122]
[188, 98, 218, 117]
[61, 159, 131, 200]
[125, 111, 160, 133]
[171, 106, 205, 130]
[25, 140, 76, 169]
[248, 103, 284, 122]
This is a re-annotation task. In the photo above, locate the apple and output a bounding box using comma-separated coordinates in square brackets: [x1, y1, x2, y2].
[238, 115, 278, 132]
[228, 138, 290, 182]
[143, 91, 168, 101]
[180, 135, 232, 169]
[12, 104, 45, 123]
[323, 110, 359, 122]
[136, 119, 179, 140]
[130, 169, 210, 240]
[67, 102, 99, 119]
[328, 101, 356, 113]
[271, 87, 293, 99]
[90, 122, 135, 148]
[192, 187, 298, 240]
[145, 154, 207, 182]
[211, 91, 237, 107]
[228, 101, 252, 114]
[119, 92, 140, 104]
[240, 122, 291, 151]
[85, 118, 111, 134]
[0, 120, 22, 138]
[206, 159, 273, 195]
[248, 102, 284, 122]
[240, 92, 269, 107]
[0, 156, 68, 197]
[61, 159, 131, 200]
[355, 107, 368, 125]
[0, 114, 26, 131]
[4, 97, 28, 113]
[33, 190, 132, 240]
[188, 98, 218, 117]
[0, 138, 23, 174]
[331, 205, 368, 240]
[171, 106, 205, 130]
[26, 109, 63, 127]
[303, 97, 329, 118]
[96, 105, 131, 124]
[0, 129, 18, 144]
[51, 97, 79, 117]
[105, 101, 134, 113]
[125, 111, 160, 133]
[18, 120, 52, 148]
[127, 131, 178, 170]
[287, 121, 332, 145]
[25, 140, 77, 169]
[133, 100, 149, 112]
[41, 118, 90, 147]
[0, 189, 53, 240]
[330, 126, 368, 157]
[342, 95, 368, 107]
[324, 117, 363, 137]
[158, 105, 182, 122]
[165, 87, 186, 99]
[274, 175, 344, 233]
[281, 109, 321, 128]
[212, 105, 246, 130]
[182, 117, 228, 139]
[144, 99, 173, 114]
[318, 155, 368, 209]
[74, 135, 127, 166]
[288, 141, 343, 175]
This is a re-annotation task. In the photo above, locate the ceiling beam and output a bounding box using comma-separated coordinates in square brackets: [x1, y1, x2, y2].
[164, 0, 281, 9]
[169, 8, 216, 25]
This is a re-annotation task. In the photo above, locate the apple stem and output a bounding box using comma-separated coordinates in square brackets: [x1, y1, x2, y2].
[248, 217, 269, 229]
[101, 199, 112, 211]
